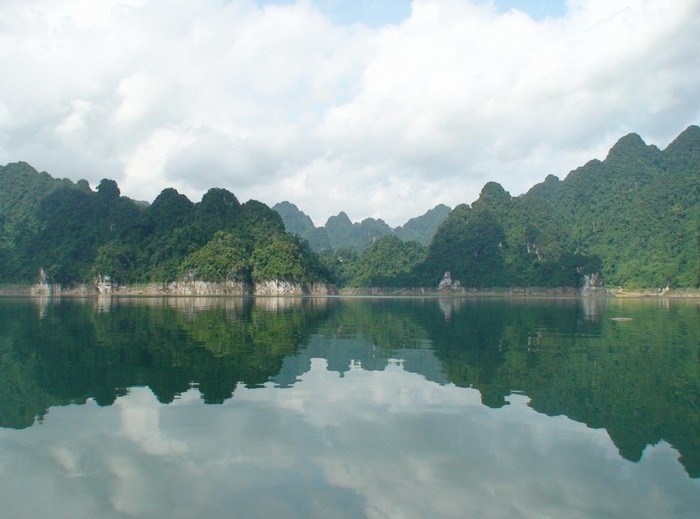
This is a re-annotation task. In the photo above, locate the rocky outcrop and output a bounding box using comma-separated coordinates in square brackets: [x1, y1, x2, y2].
[165, 279, 336, 296]
[437, 271, 463, 291]
[94, 274, 113, 294]
[30, 268, 62, 295]
[253, 280, 337, 296]
[581, 273, 607, 296]
[169, 280, 251, 296]
[81, 278, 336, 296]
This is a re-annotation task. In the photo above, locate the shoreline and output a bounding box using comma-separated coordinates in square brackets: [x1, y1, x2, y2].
[1, 283, 699, 299]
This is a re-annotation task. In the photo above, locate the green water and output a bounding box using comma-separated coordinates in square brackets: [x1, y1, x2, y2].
[1, 296, 698, 518]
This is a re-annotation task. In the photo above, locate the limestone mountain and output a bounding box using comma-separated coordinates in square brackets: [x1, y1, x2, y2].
[271, 201, 332, 251]
[422, 125, 699, 288]
[272, 202, 452, 253]
[0, 168, 331, 287]
[2, 125, 697, 289]
[394, 204, 451, 244]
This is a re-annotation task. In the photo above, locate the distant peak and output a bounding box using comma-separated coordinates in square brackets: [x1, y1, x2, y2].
[273, 200, 299, 211]
[664, 125, 700, 156]
[326, 211, 352, 226]
[675, 124, 700, 139]
[474, 181, 511, 208]
[606, 132, 647, 159]
[1, 161, 39, 175]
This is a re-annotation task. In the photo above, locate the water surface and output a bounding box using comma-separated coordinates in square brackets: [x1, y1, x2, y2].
[0, 296, 698, 518]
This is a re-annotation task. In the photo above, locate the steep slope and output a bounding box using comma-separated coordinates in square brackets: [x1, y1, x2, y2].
[425, 126, 700, 288]
[0, 162, 88, 237]
[0, 163, 90, 281]
[0, 167, 331, 287]
[394, 204, 452, 245]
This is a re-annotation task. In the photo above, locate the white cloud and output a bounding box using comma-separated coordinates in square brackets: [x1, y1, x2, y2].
[0, 0, 698, 225]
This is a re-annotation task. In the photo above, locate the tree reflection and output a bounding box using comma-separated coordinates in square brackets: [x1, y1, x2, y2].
[0, 296, 698, 477]
[0, 297, 332, 420]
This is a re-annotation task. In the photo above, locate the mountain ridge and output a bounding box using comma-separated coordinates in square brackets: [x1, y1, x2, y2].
[272, 201, 452, 252]
[1, 124, 698, 289]
[419, 125, 699, 288]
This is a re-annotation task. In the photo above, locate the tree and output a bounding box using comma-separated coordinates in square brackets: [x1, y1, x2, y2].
[91, 241, 141, 284]
[146, 188, 194, 234]
[235, 200, 286, 248]
[28, 187, 97, 283]
[179, 232, 250, 282]
[424, 207, 505, 287]
[251, 236, 326, 283]
[347, 235, 427, 287]
[95, 179, 120, 201]
[196, 188, 242, 234]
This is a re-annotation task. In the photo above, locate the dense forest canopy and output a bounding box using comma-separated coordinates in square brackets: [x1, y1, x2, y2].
[322, 126, 698, 289]
[0, 163, 328, 287]
[1, 125, 698, 289]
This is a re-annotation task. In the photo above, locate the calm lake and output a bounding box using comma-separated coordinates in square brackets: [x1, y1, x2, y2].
[1, 295, 698, 518]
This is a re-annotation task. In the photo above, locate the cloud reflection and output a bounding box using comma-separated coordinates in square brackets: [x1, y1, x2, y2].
[116, 388, 188, 456]
[0, 359, 698, 518]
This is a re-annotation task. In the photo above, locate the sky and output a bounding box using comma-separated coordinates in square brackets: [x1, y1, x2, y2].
[0, 0, 698, 226]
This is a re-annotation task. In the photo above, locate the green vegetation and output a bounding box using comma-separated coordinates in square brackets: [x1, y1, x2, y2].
[1, 125, 698, 289]
[0, 164, 329, 287]
[251, 235, 327, 283]
[323, 235, 428, 287]
[273, 126, 698, 289]
[420, 127, 700, 288]
[180, 231, 250, 283]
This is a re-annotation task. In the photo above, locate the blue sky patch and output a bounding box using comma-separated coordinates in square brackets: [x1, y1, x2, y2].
[255, 1, 567, 26]
[494, 0, 568, 20]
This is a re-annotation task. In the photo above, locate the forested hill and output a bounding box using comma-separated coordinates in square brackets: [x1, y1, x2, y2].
[272, 201, 451, 252]
[420, 125, 700, 288]
[0, 163, 330, 287]
[1, 125, 698, 290]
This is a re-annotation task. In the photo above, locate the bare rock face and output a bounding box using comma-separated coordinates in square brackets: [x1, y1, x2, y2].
[30, 268, 61, 295]
[254, 280, 305, 296]
[171, 280, 250, 296]
[581, 273, 607, 296]
[94, 274, 113, 294]
[437, 271, 462, 291]
[253, 280, 337, 296]
[27, 270, 337, 297]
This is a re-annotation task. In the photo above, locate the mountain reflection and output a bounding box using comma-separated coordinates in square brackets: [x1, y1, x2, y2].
[0, 295, 698, 477]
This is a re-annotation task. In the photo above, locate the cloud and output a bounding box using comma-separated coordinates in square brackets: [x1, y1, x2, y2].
[0, 0, 698, 225]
